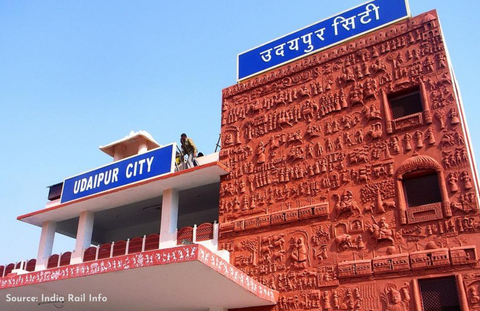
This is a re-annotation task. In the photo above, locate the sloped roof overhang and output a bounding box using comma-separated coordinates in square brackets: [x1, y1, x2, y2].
[0, 244, 278, 311]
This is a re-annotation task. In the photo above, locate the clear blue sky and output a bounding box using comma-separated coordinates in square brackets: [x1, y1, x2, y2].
[0, 0, 479, 264]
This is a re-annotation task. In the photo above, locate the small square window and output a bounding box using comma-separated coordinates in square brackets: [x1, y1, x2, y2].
[48, 182, 64, 201]
[389, 86, 423, 119]
[419, 276, 461, 311]
[403, 171, 442, 208]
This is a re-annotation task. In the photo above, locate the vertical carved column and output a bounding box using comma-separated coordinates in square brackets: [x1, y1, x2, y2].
[396, 177, 407, 224]
[420, 80, 432, 124]
[437, 170, 452, 217]
[381, 89, 393, 134]
[412, 279, 423, 311]
[456, 274, 469, 311]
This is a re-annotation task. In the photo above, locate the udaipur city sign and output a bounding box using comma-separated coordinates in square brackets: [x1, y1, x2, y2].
[60, 144, 175, 203]
[237, 0, 410, 81]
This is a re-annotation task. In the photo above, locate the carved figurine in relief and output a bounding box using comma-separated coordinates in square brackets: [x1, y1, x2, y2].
[287, 130, 303, 145]
[312, 81, 323, 95]
[348, 148, 369, 165]
[363, 203, 374, 214]
[425, 128, 436, 145]
[315, 142, 324, 157]
[344, 132, 354, 147]
[290, 237, 308, 269]
[334, 234, 354, 252]
[371, 57, 387, 73]
[355, 129, 364, 143]
[425, 77, 437, 91]
[345, 288, 355, 310]
[461, 171, 473, 190]
[414, 130, 424, 149]
[440, 132, 458, 148]
[363, 77, 378, 100]
[459, 192, 478, 213]
[469, 286, 480, 305]
[434, 109, 446, 129]
[301, 100, 318, 123]
[325, 76, 334, 91]
[233, 197, 241, 211]
[341, 113, 361, 129]
[442, 148, 469, 169]
[256, 141, 266, 164]
[390, 136, 401, 154]
[332, 290, 340, 309]
[314, 244, 328, 261]
[423, 56, 435, 73]
[239, 179, 246, 194]
[287, 146, 305, 162]
[449, 108, 460, 125]
[403, 133, 412, 151]
[250, 195, 256, 209]
[323, 291, 332, 310]
[355, 63, 363, 79]
[400, 283, 411, 305]
[241, 196, 249, 211]
[332, 119, 341, 132]
[357, 235, 366, 249]
[335, 136, 343, 151]
[371, 141, 389, 160]
[325, 138, 334, 152]
[455, 132, 465, 145]
[447, 172, 459, 192]
[367, 215, 395, 247]
[340, 65, 356, 84]
[306, 124, 321, 138]
[367, 122, 383, 140]
[363, 103, 382, 121]
[381, 284, 408, 311]
[297, 85, 311, 98]
[333, 190, 362, 220]
[325, 121, 333, 134]
[437, 53, 447, 69]
[340, 88, 348, 109]
[306, 144, 315, 159]
[445, 218, 456, 233]
[350, 83, 364, 106]
[352, 168, 370, 184]
[458, 216, 477, 233]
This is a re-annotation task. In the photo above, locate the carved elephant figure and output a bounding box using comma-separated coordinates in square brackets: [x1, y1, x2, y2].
[334, 234, 353, 251]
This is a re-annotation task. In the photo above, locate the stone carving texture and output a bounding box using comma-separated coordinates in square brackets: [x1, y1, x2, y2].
[219, 10, 479, 311]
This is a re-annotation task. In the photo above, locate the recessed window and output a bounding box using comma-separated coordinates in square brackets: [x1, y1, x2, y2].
[419, 276, 461, 311]
[389, 86, 423, 119]
[403, 171, 442, 207]
[48, 182, 64, 201]
[396, 156, 448, 225]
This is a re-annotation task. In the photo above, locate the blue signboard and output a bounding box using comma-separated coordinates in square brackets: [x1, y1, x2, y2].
[237, 0, 410, 81]
[60, 144, 175, 204]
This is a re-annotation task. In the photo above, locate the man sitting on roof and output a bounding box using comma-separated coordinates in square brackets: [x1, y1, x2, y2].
[180, 133, 198, 169]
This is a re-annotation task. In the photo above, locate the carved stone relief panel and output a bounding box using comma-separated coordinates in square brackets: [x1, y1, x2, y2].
[219, 10, 479, 311]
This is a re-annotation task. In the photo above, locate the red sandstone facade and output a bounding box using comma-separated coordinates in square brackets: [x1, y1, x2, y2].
[219, 10, 480, 311]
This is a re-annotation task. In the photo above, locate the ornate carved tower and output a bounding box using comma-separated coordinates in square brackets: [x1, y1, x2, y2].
[219, 9, 479, 311]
